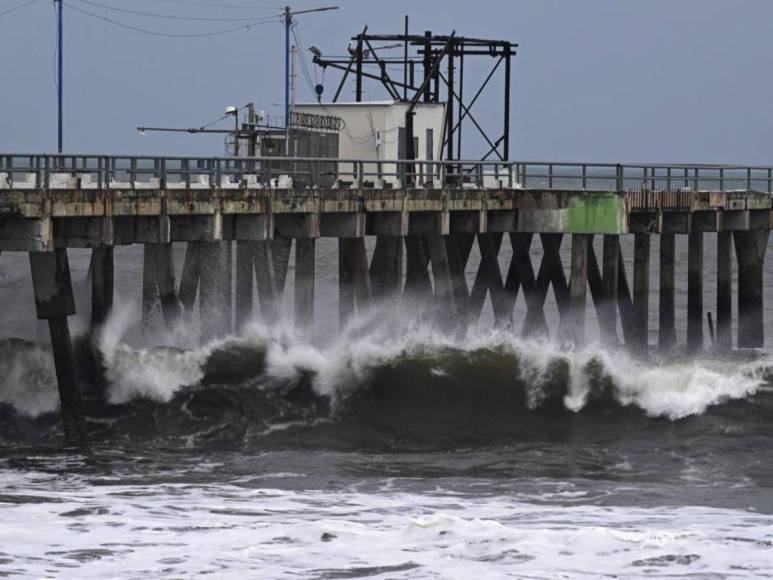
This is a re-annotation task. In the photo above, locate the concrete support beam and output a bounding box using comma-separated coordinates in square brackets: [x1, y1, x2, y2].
[29, 249, 83, 439]
[658, 233, 676, 350]
[90, 245, 114, 329]
[235, 241, 257, 330]
[687, 232, 704, 352]
[274, 214, 319, 238]
[338, 237, 372, 327]
[632, 233, 651, 355]
[600, 235, 619, 345]
[734, 230, 769, 348]
[294, 238, 315, 332]
[369, 236, 403, 299]
[367, 212, 408, 237]
[570, 234, 590, 346]
[179, 242, 201, 320]
[199, 241, 231, 341]
[409, 212, 449, 236]
[321, 212, 366, 238]
[716, 232, 732, 349]
[404, 236, 433, 300]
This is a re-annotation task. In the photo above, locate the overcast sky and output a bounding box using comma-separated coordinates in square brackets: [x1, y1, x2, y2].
[1, 0, 772, 163]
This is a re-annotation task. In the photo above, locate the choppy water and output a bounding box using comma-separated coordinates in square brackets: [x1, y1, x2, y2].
[2, 236, 773, 578]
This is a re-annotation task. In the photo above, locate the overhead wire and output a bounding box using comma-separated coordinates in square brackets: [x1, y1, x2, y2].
[75, 0, 274, 22]
[0, 0, 38, 18]
[64, 2, 278, 38]
[154, 0, 280, 10]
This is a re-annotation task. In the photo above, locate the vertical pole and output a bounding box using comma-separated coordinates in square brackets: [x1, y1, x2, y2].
[687, 232, 704, 352]
[294, 238, 315, 332]
[446, 39, 454, 162]
[403, 15, 409, 101]
[503, 48, 511, 162]
[355, 34, 364, 102]
[600, 235, 619, 345]
[57, 0, 63, 153]
[632, 233, 650, 354]
[716, 231, 732, 349]
[570, 234, 589, 347]
[422, 31, 432, 103]
[284, 6, 291, 155]
[659, 233, 676, 350]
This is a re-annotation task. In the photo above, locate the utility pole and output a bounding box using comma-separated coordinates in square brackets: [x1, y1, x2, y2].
[282, 5, 339, 155]
[56, 0, 63, 153]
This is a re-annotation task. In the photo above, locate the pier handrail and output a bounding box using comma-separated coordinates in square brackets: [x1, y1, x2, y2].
[1, 153, 772, 192]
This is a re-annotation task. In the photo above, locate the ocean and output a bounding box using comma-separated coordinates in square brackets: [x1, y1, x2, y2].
[1, 234, 773, 579]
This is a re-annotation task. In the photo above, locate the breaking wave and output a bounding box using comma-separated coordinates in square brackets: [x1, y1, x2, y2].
[1, 303, 772, 446]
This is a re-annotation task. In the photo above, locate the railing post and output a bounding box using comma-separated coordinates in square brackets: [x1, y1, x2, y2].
[719, 168, 724, 191]
[747, 167, 752, 191]
[44, 156, 50, 189]
[651, 166, 656, 190]
[477, 163, 484, 187]
[616, 164, 623, 192]
[159, 158, 166, 189]
[508, 162, 514, 188]
[693, 168, 699, 191]
[522, 163, 527, 188]
[768, 168, 772, 194]
[183, 158, 190, 189]
[684, 167, 689, 189]
[582, 164, 587, 189]
[548, 163, 554, 189]
[666, 167, 672, 191]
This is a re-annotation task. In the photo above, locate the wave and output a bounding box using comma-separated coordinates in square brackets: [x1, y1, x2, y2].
[1, 304, 772, 445]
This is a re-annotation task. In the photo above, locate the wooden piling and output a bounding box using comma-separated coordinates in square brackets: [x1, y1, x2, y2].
[658, 233, 676, 350]
[716, 231, 732, 349]
[29, 249, 83, 439]
[632, 233, 651, 354]
[294, 238, 315, 332]
[734, 230, 769, 348]
[600, 235, 619, 345]
[687, 232, 704, 352]
[90, 245, 114, 329]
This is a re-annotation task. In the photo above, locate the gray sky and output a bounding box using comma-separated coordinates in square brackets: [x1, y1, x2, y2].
[1, 0, 772, 163]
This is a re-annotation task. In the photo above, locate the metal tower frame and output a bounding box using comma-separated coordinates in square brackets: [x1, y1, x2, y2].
[311, 24, 517, 164]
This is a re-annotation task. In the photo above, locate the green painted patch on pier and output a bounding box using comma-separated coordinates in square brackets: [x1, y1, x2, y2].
[565, 193, 626, 234]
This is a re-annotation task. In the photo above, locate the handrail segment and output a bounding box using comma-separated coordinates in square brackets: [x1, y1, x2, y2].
[1, 154, 772, 192]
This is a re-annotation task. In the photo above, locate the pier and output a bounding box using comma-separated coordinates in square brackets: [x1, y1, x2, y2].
[1, 153, 772, 431]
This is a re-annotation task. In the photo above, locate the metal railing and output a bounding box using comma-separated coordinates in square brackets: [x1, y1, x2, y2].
[1, 154, 772, 192]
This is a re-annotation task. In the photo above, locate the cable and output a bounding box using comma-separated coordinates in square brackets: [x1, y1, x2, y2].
[155, 0, 280, 10]
[0, 0, 38, 18]
[65, 2, 278, 37]
[75, 0, 273, 22]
